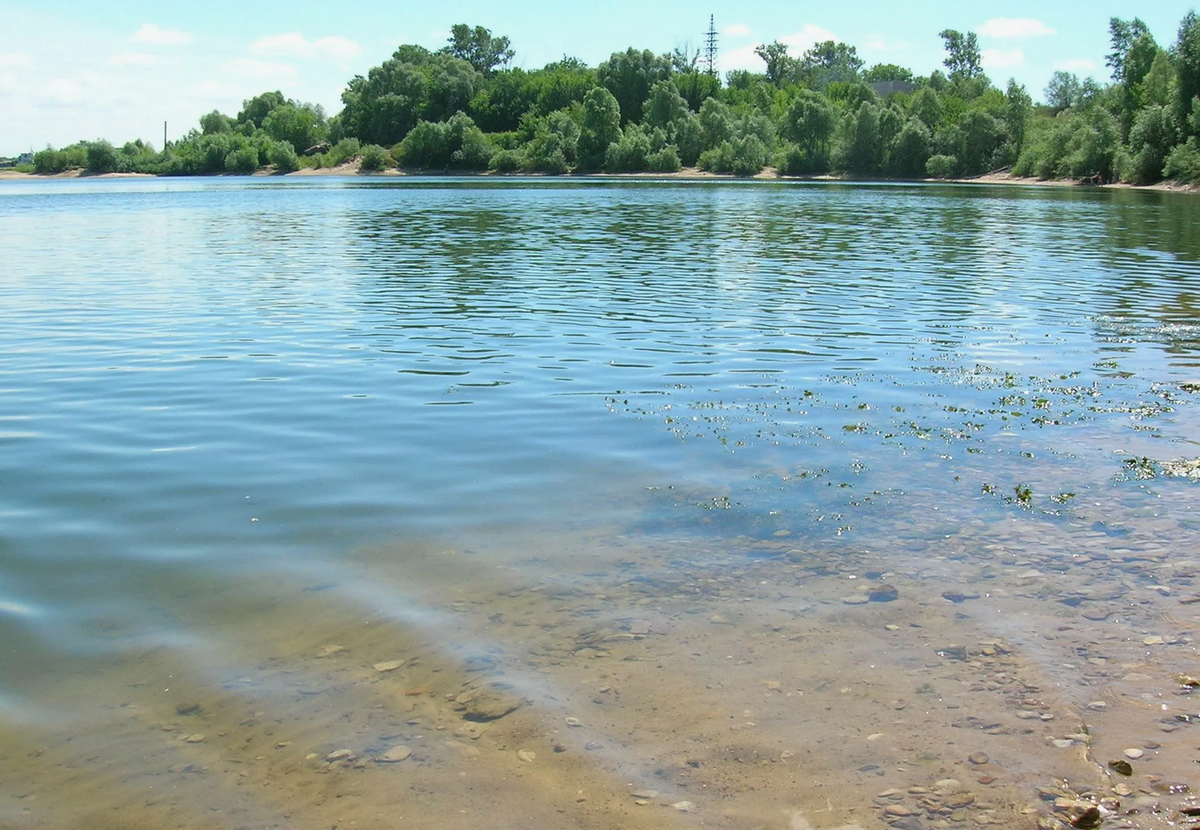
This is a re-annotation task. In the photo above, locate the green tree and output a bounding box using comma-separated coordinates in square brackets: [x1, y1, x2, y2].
[909, 87, 943, 130]
[889, 117, 931, 176]
[605, 125, 652, 172]
[843, 101, 882, 175]
[597, 48, 673, 124]
[1004, 79, 1032, 160]
[643, 80, 689, 132]
[339, 47, 479, 146]
[954, 110, 1005, 175]
[699, 97, 735, 149]
[1176, 12, 1200, 136]
[238, 91, 286, 129]
[1044, 71, 1082, 111]
[642, 80, 702, 165]
[395, 111, 488, 169]
[647, 145, 682, 172]
[262, 104, 326, 154]
[524, 109, 578, 173]
[1126, 104, 1178, 183]
[85, 140, 119, 174]
[359, 144, 392, 170]
[673, 69, 720, 113]
[200, 110, 233, 135]
[1140, 49, 1176, 109]
[1107, 17, 1151, 82]
[441, 24, 514, 75]
[225, 143, 259, 174]
[801, 41, 864, 87]
[699, 135, 767, 176]
[267, 141, 300, 173]
[864, 64, 915, 84]
[782, 89, 836, 157]
[939, 30, 982, 81]
[577, 86, 622, 170]
[754, 41, 796, 86]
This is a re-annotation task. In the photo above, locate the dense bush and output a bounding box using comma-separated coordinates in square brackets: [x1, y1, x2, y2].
[926, 154, 958, 178]
[488, 148, 524, 172]
[700, 135, 768, 176]
[85, 141, 120, 174]
[34, 144, 87, 174]
[224, 144, 259, 174]
[267, 141, 300, 173]
[359, 144, 392, 170]
[647, 145, 682, 172]
[1165, 138, 1200, 182]
[604, 126, 651, 172]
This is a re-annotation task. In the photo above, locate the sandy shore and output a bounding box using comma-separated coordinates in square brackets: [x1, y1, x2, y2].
[3, 164, 1198, 193]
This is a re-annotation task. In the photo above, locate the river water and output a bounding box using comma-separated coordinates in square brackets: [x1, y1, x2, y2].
[1, 177, 1199, 830]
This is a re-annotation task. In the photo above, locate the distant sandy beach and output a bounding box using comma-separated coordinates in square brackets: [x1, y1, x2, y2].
[2, 164, 1197, 193]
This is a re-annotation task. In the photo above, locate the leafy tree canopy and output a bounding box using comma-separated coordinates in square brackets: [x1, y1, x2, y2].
[939, 30, 982, 81]
[441, 24, 514, 75]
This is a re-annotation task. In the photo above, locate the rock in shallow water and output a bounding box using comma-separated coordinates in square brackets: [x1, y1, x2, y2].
[868, 584, 899, 602]
[376, 745, 411, 763]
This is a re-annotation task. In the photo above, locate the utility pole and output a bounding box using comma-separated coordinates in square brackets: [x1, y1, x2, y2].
[163, 121, 167, 149]
[704, 15, 719, 79]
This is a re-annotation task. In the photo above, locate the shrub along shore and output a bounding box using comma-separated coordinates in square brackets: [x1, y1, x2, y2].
[11, 16, 1200, 188]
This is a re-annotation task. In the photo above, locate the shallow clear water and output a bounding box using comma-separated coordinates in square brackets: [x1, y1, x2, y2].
[2, 177, 1200, 830]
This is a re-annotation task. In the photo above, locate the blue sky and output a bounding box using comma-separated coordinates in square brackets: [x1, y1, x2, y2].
[1, 1, 1195, 154]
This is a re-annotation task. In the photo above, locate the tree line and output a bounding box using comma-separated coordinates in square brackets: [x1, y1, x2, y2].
[26, 15, 1200, 185]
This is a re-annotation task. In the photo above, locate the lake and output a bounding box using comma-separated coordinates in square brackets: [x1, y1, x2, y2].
[1, 176, 1199, 830]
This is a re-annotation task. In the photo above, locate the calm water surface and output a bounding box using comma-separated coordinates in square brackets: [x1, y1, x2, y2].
[2, 177, 1200, 830]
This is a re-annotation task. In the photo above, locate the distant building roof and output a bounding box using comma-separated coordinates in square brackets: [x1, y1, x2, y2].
[870, 81, 918, 97]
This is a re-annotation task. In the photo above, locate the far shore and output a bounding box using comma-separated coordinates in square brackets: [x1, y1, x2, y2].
[1, 163, 1196, 193]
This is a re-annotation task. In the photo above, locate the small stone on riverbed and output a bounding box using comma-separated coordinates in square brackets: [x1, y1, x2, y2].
[1124, 748, 1144, 759]
[373, 659, 406, 672]
[325, 749, 355, 762]
[376, 746, 411, 763]
[868, 584, 898, 602]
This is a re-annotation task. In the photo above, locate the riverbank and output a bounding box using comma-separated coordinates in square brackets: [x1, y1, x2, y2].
[3, 164, 1198, 193]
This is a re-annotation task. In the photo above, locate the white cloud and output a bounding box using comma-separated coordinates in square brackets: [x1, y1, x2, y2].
[979, 18, 1056, 39]
[305, 36, 362, 61]
[723, 23, 751, 38]
[1054, 57, 1097, 73]
[251, 32, 361, 62]
[780, 24, 838, 52]
[251, 33, 308, 57]
[130, 23, 193, 46]
[221, 58, 297, 81]
[0, 52, 32, 69]
[982, 48, 1025, 70]
[193, 79, 247, 101]
[41, 79, 85, 106]
[863, 34, 892, 52]
[721, 24, 838, 73]
[108, 53, 159, 68]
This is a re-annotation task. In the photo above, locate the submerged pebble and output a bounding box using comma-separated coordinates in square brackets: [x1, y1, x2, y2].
[376, 745, 411, 763]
